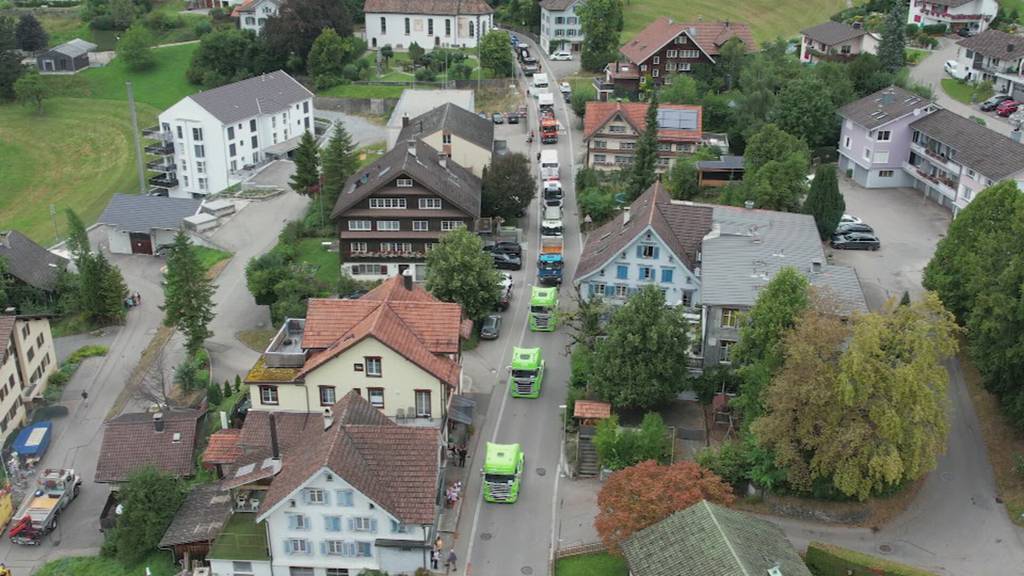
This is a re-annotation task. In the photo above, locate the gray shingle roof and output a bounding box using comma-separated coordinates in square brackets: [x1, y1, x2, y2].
[838, 86, 931, 130]
[51, 38, 97, 58]
[331, 140, 481, 219]
[97, 194, 203, 233]
[622, 500, 813, 576]
[158, 484, 234, 548]
[540, 0, 578, 11]
[801, 21, 865, 45]
[396, 103, 494, 154]
[701, 205, 867, 314]
[189, 71, 313, 125]
[910, 108, 1024, 180]
[956, 29, 1024, 61]
[696, 155, 744, 171]
[0, 230, 68, 291]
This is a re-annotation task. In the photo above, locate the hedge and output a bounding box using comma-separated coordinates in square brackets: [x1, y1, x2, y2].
[805, 542, 939, 576]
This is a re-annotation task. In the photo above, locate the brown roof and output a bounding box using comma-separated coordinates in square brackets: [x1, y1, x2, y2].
[0, 316, 15, 365]
[95, 410, 203, 483]
[838, 86, 930, 130]
[238, 411, 328, 460]
[203, 428, 243, 466]
[620, 18, 756, 66]
[583, 102, 703, 142]
[539, 0, 578, 9]
[575, 182, 714, 281]
[255, 391, 440, 525]
[957, 29, 1024, 61]
[574, 400, 611, 420]
[364, 0, 493, 15]
[801, 21, 866, 45]
[910, 108, 1024, 180]
[158, 484, 234, 548]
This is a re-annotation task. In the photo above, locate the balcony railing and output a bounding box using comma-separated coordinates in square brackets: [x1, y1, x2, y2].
[593, 78, 614, 92]
[146, 160, 176, 173]
[142, 125, 170, 140]
[149, 174, 178, 188]
[350, 250, 427, 259]
[921, 10, 989, 20]
[144, 141, 174, 155]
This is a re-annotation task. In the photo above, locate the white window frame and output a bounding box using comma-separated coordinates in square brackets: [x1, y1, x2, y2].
[396, 178, 414, 187]
[348, 220, 371, 231]
[365, 357, 382, 376]
[441, 220, 465, 231]
[288, 538, 310, 554]
[415, 390, 431, 417]
[873, 150, 889, 164]
[369, 198, 407, 209]
[876, 130, 891, 142]
[413, 220, 429, 231]
[721, 308, 740, 328]
[614, 285, 629, 298]
[863, 147, 871, 160]
[352, 517, 374, 532]
[306, 489, 325, 504]
[350, 242, 368, 254]
[376, 221, 400, 231]
[419, 197, 443, 209]
[719, 340, 736, 364]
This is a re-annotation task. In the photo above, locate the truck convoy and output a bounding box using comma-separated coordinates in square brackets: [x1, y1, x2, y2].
[540, 149, 559, 180]
[482, 442, 524, 503]
[508, 346, 545, 398]
[529, 286, 558, 331]
[539, 108, 558, 143]
[8, 468, 82, 545]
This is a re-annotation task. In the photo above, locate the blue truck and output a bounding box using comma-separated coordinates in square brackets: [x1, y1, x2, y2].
[537, 253, 563, 285]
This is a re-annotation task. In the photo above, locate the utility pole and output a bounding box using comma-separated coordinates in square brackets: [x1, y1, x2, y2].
[49, 204, 58, 245]
[126, 81, 146, 195]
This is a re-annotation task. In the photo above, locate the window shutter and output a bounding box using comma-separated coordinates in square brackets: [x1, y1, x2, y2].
[288, 515, 297, 530]
[587, 283, 594, 297]
[604, 285, 614, 297]
[320, 541, 328, 555]
[348, 518, 355, 531]
[636, 245, 643, 258]
[301, 490, 309, 504]
[371, 518, 378, 533]
[284, 540, 292, 555]
[305, 539, 313, 555]
[662, 269, 673, 283]
[323, 491, 331, 506]
[653, 246, 660, 259]
[346, 542, 357, 557]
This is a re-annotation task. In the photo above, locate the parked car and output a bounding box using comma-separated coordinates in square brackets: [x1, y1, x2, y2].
[980, 94, 1013, 111]
[492, 112, 504, 124]
[957, 27, 975, 38]
[839, 213, 862, 225]
[480, 314, 502, 340]
[830, 232, 880, 251]
[230, 394, 251, 425]
[507, 111, 519, 124]
[997, 99, 1021, 117]
[834, 222, 875, 235]
[500, 272, 513, 292]
[944, 59, 968, 80]
[559, 81, 572, 94]
[484, 241, 523, 257]
[493, 252, 522, 270]
[551, 51, 572, 61]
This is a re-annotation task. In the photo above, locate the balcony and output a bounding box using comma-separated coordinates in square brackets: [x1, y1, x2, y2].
[906, 162, 959, 198]
[144, 141, 174, 155]
[920, 10, 989, 21]
[149, 174, 178, 188]
[911, 142, 961, 175]
[146, 159, 176, 173]
[142, 125, 170, 140]
[262, 318, 306, 368]
[807, 48, 856, 63]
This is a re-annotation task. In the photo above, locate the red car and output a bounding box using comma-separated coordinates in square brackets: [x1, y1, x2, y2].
[996, 100, 1020, 117]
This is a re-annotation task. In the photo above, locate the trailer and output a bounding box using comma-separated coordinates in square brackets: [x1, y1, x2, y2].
[9, 468, 82, 545]
[12, 422, 52, 465]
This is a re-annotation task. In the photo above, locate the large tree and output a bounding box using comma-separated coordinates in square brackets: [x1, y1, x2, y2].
[737, 124, 810, 211]
[117, 23, 154, 71]
[15, 14, 47, 52]
[105, 467, 186, 565]
[187, 28, 261, 87]
[753, 294, 958, 499]
[773, 76, 838, 148]
[78, 251, 127, 324]
[658, 74, 700, 105]
[307, 27, 362, 88]
[290, 131, 321, 198]
[14, 70, 47, 113]
[743, 123, 809, 174]
[479, 30, 514, 77]
[731, 267, 810, 425]
[666, 146, 717, 201]
[877, 2, 907, 73]
[0, 49, 24, 101]
[260, 0, 353, 68]
[481, 153, 535, 220]
[627, 91, 659, 200]
[424, 227, 500, 321]
[162, 231, 216, 356]
[591, 285, 691, 410]
[577, 0, 623, 71]
[321, 123, 358, 211]
[595, 461, 734, 554]
[0, 15, 16, 51]
[803, 164, 845, 239]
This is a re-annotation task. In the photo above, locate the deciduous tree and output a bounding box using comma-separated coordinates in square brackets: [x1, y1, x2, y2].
[658, 74, 700, 104]
[105, 467, 186, 565]
[595, 460, 734, 554]
[481, 153, 535, 220]
[118, 23, 154, 71]
[479, 30, 514, 77]
[593, 413, 671, 470]
[0, 49, 24, 101]
[774, 76, 838, 148]
[627, 90, 659, 199]
[0, 15, 16, 51]
[15, 14, 47, 52]
[424, 228, 500, 321]
[736, 123, 810, 211]
[187, 28, 261, 87]
[14, 70, 48, 113]
[591, 285, 690, 410]
[577, 0, 622, 71]
[260, 0, 353, 67]
[666, 146, 716, 200]
[407, 42, 425, 70]
[803, 164, 845, 239]
[109, 0, 137, 30]
[307, 28, 361, 88]
[162, 231, 216, 356]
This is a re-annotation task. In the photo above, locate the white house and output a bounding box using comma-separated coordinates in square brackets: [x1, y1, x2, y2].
[953, 29, 1024, 98]
[95, 194, 204, 255]
[908, 0, 998, 35]
[363, 0, 494, 51]
[540, 0, 584, 54]
[144, 71, 314, 198]
[232, 0, 280, 34]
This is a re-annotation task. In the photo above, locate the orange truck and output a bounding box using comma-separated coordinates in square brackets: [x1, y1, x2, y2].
[540, 109, 558, 144]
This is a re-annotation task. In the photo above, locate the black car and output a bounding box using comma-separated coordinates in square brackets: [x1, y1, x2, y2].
[507, 112, 519, 124]
[480, 314, 502, 339]
[833, 222, 874, 236]
[492, 112, 505, 124]
[980, 94, 1013, 111]
[957, 27, 975, 38]
[483, 241, 522, 257]
[493, 252, 522, 270]
[830, 232, 880, 251]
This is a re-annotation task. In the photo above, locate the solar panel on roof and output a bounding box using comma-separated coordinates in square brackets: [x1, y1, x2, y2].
[656, 109, 698, 130]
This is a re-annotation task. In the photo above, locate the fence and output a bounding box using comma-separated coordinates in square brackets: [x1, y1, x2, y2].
[314, 96, 397, 116]
[550, 541, 608, 575]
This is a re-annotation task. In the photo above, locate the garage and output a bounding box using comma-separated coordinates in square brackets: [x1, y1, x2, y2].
[129, 233, 153, 255]
[96, 194, 204, 255]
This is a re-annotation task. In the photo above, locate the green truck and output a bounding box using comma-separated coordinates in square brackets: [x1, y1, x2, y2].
[482, 442, 524, 503]
[528, 286, 558, 331]
[508, 347, 544, 398]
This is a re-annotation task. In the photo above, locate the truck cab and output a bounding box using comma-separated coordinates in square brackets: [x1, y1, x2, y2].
[532, 73, 549, 90]
[529, 286, 558, 331]
[508, 346, 544, 397]
[482, 442, 524, 503]
[537, 253, 563, 285]
[541, 219, 563, 237]
[9, 468, 82, 546]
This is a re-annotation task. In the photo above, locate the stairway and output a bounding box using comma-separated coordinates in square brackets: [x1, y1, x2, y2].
[577, 426, 599, 478]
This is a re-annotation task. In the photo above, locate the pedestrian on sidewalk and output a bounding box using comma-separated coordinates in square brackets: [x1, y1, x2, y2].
[135, 291, 142, 304]
[431, 548, 439, 570]
[458, 445, 467, 467]
[447, 548, 457, 573]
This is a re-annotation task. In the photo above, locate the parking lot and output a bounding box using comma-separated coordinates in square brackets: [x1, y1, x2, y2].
[830, 177, 951, 310]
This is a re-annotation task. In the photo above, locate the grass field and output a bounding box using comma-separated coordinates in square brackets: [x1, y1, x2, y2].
[0, 98, 159, 245]
[36, 551, 177, 576]
[555, 552, 629, 576]
[941, 78, 976, 104]
[621, 0, 849, 43]
[295, 237, 341, 286]
[27, 0, 207, 49]
[194, 246, 232, 270]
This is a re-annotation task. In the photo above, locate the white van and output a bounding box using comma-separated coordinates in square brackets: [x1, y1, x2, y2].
[540, 149, 559, 180]
[533, 73, 549, 90]
[543, 205, 562, 221]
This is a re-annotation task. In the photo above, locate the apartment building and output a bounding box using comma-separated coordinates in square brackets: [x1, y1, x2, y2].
[540, 0, 584, 53]
[583, 101, 705, 171]
[363, 0, 494, 50]
[908, 0, 998, 35]
[954, 29, 1024, 97]
[143, 71, 314, 198]
[799, 21, 878, 64]
[0, 315, 57, 444]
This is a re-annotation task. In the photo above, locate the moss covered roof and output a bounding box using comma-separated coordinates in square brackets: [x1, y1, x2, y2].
[244, 356, 301, 384]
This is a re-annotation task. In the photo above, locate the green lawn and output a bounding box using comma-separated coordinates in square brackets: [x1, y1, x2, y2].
[36, 551, 178, 576]
[209, 513, 271, 561]
[194, 246, 232, 270]
[319, 83, 407, 99]
[35, 0, 207, 49]
[0, 98, 159, 245]
[295, 237, 341, 286]
[555, 552, 629, 576]
[622, 0, 849, 43]
[941, 78, 975, 104]
[999, 0, 1024, 22]
[905, 48, 928, 66]
[46, 43, 200, 109]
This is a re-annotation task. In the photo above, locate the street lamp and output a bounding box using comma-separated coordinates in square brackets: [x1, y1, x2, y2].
[558, 404, 568, 478]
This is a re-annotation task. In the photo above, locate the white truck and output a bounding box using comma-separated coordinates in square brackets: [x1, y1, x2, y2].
[537, 91, 555, 110]
[532, 73, 549, 91]
[9, 468, 82, 545]
[540, 149, 559, 181]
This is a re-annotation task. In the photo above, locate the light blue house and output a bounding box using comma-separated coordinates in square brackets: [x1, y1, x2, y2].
[574, 182, 713, 308]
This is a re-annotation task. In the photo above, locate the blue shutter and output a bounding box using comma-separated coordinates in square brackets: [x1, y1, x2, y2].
[288, 515, 297, 530]
[301, 490, 310, 504]
[322, 490, 331, 506]
[320, 541, 328, 555]
[617, 265, 628, 279]
[304, 539, 312, 555]
[636, 245, 644, 258]
[604, 284, 614, 298]
[283, 539, 293, 555]
[587, 283, 594, 297]
[370, 518, 378, 533]
[652, 246, 660, 259]
[662, 268, 673, 283]
[348, 518, 355, 531]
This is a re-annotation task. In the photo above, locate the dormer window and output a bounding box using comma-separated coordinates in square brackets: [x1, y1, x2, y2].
[396, 178, 413, 187]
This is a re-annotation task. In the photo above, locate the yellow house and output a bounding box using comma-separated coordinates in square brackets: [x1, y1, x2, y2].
[396, 102, 494, 177]
[0, 315, 58, 445]
[245, 275, 470, 431]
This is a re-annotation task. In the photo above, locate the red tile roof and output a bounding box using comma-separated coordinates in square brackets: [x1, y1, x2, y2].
[95, 410, 203, 483]
[254, 392, 440, 525]
[230, 0, 255, 16]
[574, 400, 612, 420]
[203, 428, 242, 466]
[620, 18, 756, 66]
[583, 102, 703, 142]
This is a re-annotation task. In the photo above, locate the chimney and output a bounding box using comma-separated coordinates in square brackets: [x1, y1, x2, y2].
[744, 200, 755, 209]
[402, 268, 414, 290]
[688, 26, 697, 38]
[269, 412, 281, 460]
[153, 412, 165, 433]
[402, 113, 409, 127]
[323, 407, 334, 431]
[622, 206, 631, 225]
[438, 152, 447, 169]
[407, 139, 417, 156]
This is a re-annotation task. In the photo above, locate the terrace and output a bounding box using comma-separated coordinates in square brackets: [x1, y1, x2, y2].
[208, 513, 271, 562]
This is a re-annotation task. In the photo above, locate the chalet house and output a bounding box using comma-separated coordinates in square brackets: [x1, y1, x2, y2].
[595, 17, 756, 100]
[331, 140, 481, 282]
[0, 230, 68, 297]
[95, 410, 204, 484]
[909, 0, 998, 35]
[244, 274, 471, 436]
[583, 102, 706, 172]
[396, 102, 494, 177]
[799, 21, 879, 64]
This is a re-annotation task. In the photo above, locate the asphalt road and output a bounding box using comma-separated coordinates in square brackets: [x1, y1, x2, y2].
[456, 34, 585, 576]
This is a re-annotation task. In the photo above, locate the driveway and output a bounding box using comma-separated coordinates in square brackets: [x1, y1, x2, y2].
[316, 111, 387, 149]
[910, 38, 1015, 137]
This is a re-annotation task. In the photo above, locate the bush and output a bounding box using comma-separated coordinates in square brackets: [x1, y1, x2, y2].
[904, 23, 919, 36]
[805, 542, 940, 576]
[46, 368, 71, 389]
[144, 10, 181, 31]
[921, 23, 948, 35]
[207, 382, 223, 405]
[696, 439, 752, 490]
[193, 19, 212, 36]
[593, 413, 671, 470]
[174, 361, 199, 391]
[342, 63, 360, 81]
[67, 344, 108, 364]
[414, 67, 435, 82]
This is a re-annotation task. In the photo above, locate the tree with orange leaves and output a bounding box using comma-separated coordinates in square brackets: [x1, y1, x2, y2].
[594, 460, 735, 554]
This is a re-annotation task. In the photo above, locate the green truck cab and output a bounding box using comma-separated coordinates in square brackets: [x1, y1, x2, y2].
[507, 347, 544, 398]
[482, 442, 524, 503]
[528, 286, 558, 332]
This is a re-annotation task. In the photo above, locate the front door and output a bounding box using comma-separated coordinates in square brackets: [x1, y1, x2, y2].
[129, 232, 153, 255]
[42, 60, 54, 72]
